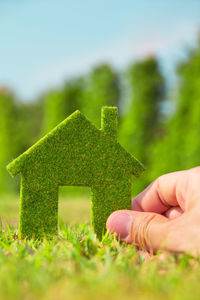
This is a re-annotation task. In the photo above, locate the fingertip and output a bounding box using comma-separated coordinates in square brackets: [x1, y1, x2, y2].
[164, 206, 183, 219]
[132, 197, 143, 211]
[106, 211, 130, 239]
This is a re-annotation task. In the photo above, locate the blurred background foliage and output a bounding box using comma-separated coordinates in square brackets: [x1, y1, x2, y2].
[1, 37, 200, 197]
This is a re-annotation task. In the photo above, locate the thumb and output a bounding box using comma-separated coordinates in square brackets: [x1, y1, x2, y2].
[106, 210, 173, 252]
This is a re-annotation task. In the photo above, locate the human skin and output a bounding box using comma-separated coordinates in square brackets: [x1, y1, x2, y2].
[106, 167, 200, 256]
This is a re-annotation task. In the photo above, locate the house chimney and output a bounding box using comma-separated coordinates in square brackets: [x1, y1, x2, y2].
[101, 106, 118, 140]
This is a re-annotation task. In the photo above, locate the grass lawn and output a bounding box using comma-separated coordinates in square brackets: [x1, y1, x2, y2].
[0, 195, 200, 300]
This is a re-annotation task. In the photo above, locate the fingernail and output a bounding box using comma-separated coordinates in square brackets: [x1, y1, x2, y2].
[106, 212, 130, 239]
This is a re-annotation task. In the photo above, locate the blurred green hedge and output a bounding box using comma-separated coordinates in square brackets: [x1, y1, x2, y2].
[1, 38, 200, 196]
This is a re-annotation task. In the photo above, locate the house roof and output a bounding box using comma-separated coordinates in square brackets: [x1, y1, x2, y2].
[7, 109, 144, 178]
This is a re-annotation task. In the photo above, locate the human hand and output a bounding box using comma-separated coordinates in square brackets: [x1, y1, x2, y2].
[106, 167, 200, 255]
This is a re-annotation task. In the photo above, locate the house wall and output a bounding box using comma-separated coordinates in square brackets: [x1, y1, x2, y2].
[19, 174, 58, 239]
[91, 176, 132, 239]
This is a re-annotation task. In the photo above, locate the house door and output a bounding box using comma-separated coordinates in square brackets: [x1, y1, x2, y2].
[58, 186, 91, 224]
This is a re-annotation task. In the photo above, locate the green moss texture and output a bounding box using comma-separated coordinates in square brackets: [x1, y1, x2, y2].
[7, 106, 144, 239]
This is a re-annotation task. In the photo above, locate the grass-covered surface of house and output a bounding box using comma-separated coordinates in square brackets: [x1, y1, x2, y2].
[7, 106, 144, 239]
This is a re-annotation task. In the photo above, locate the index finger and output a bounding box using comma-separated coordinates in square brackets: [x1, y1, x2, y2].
[132, 168, 199, 214]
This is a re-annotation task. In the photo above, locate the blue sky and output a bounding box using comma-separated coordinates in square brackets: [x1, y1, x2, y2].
[1, 0, 200, 101]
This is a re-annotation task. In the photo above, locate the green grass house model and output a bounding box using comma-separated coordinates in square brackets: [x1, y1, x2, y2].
[7, 106, 144, 239]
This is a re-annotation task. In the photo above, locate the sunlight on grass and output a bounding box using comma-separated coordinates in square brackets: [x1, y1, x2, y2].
[0, 195, 200, 300]
[0, 222, 200, 300]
